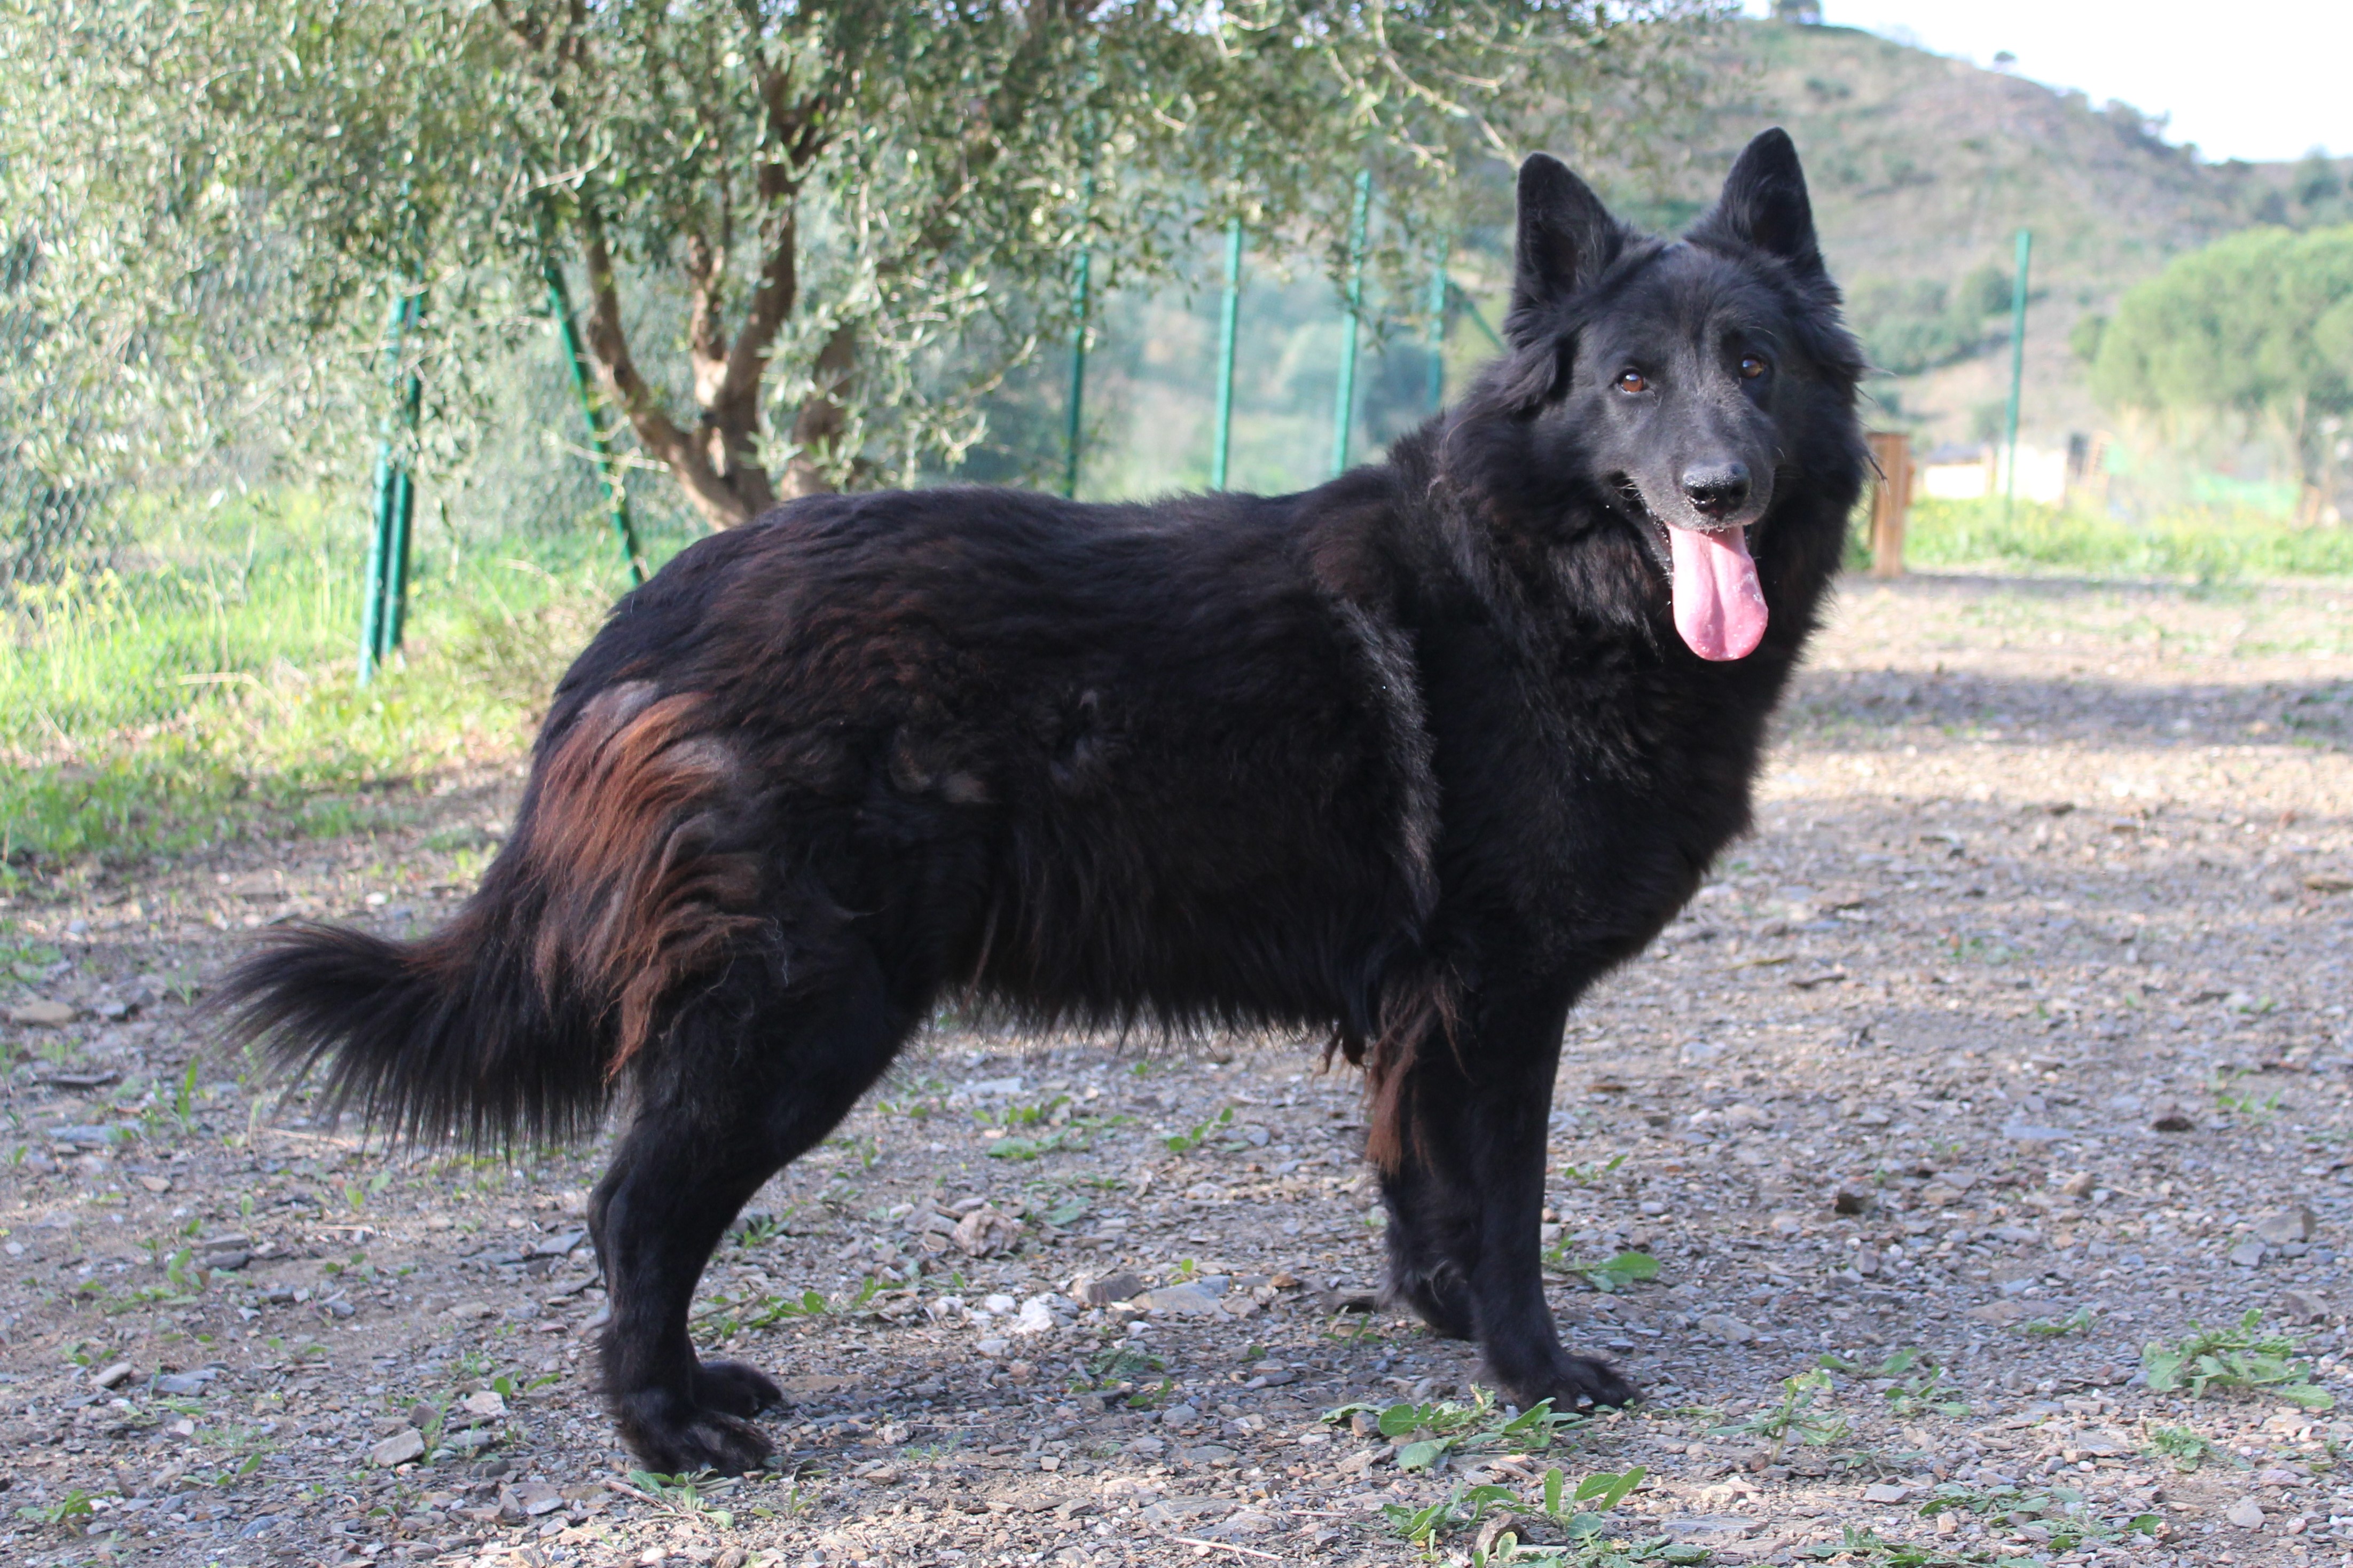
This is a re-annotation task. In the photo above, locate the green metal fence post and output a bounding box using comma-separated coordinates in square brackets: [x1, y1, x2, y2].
[1211, 218, 1244, 490]
[2003, 227, 2032, 524]
[382, 295, 422, 656]
[1062, 240, 1092, 500]
[358, 288, 411, 685]
[1329, 169, 1372, 478]
[1424, 246, 1449, 412]
[541, 247, 645, 586]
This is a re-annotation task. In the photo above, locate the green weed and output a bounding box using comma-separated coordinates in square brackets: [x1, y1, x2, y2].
[1820, 1348, 1968, 1419]
[1162, 1105, 1236, 1153]
[1387, 1464, 1704, 1566]
[2140, 1309, 2333, 1408]
[15, 1488, 97, 1530]
[624, 1470, 735, 1526]
[1711, 1370, 1847, 1456]
[1558, 1154, 1627, 1185]
[1917, 1480, 2160, 1553]
[2022, 1306, 2097, 1337]
[1327, 1389, 1585, 1472]
[1566, 1249, 1660, 1293]
[2143, 1424, 2239, 1473]
[2209, 1069, 2285, 1120]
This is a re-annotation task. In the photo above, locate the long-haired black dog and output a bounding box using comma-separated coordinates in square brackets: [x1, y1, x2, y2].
[217, 130, 1865, 1473]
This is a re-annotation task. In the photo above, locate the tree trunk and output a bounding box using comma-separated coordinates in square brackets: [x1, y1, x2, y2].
[780, 323, 858, 500]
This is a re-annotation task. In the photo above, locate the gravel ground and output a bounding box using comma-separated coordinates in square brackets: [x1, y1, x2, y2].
[3, 569, 2352, 1568]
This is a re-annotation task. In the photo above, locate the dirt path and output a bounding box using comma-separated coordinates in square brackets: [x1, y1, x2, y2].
[3, 570, 2351, 1568]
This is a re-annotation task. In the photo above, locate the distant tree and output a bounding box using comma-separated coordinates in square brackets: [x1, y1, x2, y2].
[2068, 313, 2108, 367]
[2293, 151, 2346, 211]
[4, 0, 1710, 529]
[2092, 225, 2353, 514]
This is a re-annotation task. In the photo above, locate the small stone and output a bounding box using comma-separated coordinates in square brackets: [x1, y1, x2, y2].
[2282, 1288, 2332, 1323]
[1769, 1212, 1805, 1236]
[2225, 1496, 2266, 1530]
[974, 1336, 1011, 1359]
[508, 1480, 563, 1517]
[1831, 1186, 1874, 1216]
[370, 1429, 427, 1467]
[1965, 1300, 2028, 1325]
[2255, 1208, 2317, 1246]
[91, 1361, 135, 1389]
[2150, 1102, 2195, 1132]
[952, 1205, 1021, 1257]
[1072, 1271, 1147, 1305]
[6, 999, 79, 1027]
[1724, 1104, 1772, 1128]
[1862, 1482, 1911, 1503]
[2229, 1239, 2268, 1269]
[154, 1371, 216, 1396]
[461, 1389, 507, 1419]
[1350, 1411, 1381, 1438]
[1009, 1296, 1061, 1336]
[137, 1175, 172, 1194]
[446, 1301, 497, 1321]
[1695, 1313, 1756, 1344]
[1140, 1283, 1224, 1317]
[2058, 1171, 2096, 1199]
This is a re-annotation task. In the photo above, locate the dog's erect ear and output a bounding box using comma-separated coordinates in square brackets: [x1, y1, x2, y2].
[1697, 128, 1821, 271]
[1511, 153, 1622, 320]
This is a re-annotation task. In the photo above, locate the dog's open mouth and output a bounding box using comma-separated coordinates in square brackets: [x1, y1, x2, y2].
[1666, 522, 1767, 661]
[1618, 480, 1769, 662]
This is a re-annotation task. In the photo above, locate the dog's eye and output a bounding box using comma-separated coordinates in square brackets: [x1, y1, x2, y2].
[1739, 354, 1768, 380]
[1614, 369, 1648, 395]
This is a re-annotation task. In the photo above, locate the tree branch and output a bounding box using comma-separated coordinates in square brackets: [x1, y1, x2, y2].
[578, 199, 754, 528]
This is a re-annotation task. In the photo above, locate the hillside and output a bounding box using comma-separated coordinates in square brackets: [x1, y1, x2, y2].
[961, 16, 2350, 502]
[1637, 19, 2352, 454]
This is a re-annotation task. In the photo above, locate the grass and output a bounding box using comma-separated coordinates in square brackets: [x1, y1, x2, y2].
[2, 487, 687, 876]
[1899, 496, 2353, 582]
[2139, 1309, 2334, 1408]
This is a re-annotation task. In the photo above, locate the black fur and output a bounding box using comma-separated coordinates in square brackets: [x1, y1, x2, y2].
[214, 130, 1866, 1474]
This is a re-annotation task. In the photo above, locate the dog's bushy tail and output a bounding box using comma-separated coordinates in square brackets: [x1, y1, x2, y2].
[211, 901, 612, 1148]
[213, 683, 772, 1147]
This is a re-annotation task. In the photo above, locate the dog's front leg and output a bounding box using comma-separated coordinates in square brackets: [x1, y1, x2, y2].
[1379, 984, 1638, 1411]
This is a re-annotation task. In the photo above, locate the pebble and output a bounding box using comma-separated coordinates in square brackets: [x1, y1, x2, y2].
[2225, 1496, 2266, 1530]
[370, 1428, 426, 1467]
[1139, 1283, 1224, 1317]
[2254, 1207, 2317, 1246]
[1695, 1314, 1756, 1344]
[1071, 1271, 1147, 1305]
[91, 1362, 135, 1389]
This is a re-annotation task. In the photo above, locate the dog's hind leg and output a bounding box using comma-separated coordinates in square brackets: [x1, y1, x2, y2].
[590, 947, 908, 1475]
[1380, 985, 1637, 1412]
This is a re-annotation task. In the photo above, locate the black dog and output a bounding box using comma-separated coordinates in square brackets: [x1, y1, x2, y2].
[217, 129, 1865, 1474]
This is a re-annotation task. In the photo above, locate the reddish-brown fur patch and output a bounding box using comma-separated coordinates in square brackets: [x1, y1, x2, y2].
[524, 683, 767, 1073]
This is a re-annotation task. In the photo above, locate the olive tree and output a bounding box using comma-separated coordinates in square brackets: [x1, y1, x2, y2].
[2092, 225, 2353, 516]
[6, 0, 1710, 526]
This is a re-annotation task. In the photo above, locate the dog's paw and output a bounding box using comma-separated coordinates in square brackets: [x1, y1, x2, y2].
[693, 1359, 785, 1419]
[637, 1411, 775, 1476]
[613, 1384, 777, 1476]
[1502, 1352, 1641, 1413]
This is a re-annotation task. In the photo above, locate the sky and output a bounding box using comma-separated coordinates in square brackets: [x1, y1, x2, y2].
[1739, 1, 2351, 164]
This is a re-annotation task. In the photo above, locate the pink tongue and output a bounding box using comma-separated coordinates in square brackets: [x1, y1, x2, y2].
[1668, 525, 1768, 661]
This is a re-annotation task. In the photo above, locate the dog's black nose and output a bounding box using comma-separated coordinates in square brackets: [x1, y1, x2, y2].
[1682, 462, 1751, 519]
